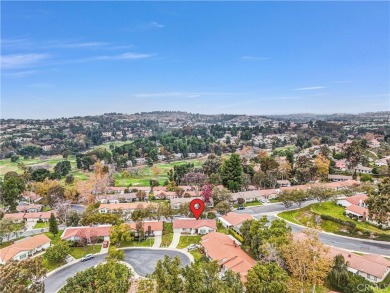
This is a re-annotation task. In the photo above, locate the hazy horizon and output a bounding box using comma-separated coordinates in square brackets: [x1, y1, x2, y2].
[2, 2, 389, 119]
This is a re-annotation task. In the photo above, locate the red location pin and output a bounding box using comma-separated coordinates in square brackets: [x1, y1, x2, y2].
[190, 198, 205, 220]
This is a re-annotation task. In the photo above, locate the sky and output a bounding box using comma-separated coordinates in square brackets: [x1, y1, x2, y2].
[1, 1, 389, 119]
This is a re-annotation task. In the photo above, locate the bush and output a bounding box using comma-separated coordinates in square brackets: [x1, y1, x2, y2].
[320, 214, 357, 228]
[228, 228, 244, 242]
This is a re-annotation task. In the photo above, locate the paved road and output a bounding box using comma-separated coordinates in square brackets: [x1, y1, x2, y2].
[2, 224, 66, 242]
[44, 249, 190, 293]
[235, 201, 390, 256]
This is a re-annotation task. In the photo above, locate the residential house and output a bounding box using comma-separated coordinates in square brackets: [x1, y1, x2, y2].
[337, 194, 368, 208]
[128, 221, 163, 236]
[135, 158, 147, 165]
[293, 232, 390, 283]
[375, 157, 389, 167]
[0, 234, 51, 264]
[335, 159, 348, 171]
[219, 212, 254, 235]
[328, 174, 353, 182]
[326, 180, 360, 191]
[98, 193, 137, 204]
[98, 203, 151, 214]
[277, 180, 291, 187]
[61, 225, 112, 243]
[16, 204, 43, 213]
[173, 218, 217, 235]
[345, 205, 369, 221]
[355, 165, 373, 174]
[3, 211, 55, 223]
[22, 191, 43, 203]
[200, 232, 256, 282]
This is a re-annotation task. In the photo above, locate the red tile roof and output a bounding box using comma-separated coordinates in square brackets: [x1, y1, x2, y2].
[99, 203, 151, 210]
[173, 219, 217, 230]
[200, 232, 256, 282]
[61, 225, 112, 240]
[345, 205, 369, 217]
[0, 234, 51, 263]
[128, 221, 163, 232]
[345, 195, 368, 205]
[221, 212, 254, 227]
[328, 247, 390, 279]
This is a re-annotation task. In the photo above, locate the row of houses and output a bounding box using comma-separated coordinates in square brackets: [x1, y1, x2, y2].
[294, 232, 390, 283]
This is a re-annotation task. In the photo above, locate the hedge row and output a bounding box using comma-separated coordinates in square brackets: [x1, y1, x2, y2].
[228, 228, 244, 243]
[320, 214, 357, 228]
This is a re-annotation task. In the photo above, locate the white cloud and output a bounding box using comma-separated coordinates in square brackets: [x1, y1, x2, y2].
[1, 53, 50, 69]
[293, 86, 326, 91]
[136, 21, 165, 31]
[133, 92, 248, 98]
[96, 52, 155, 60]
[240, 56, 270, 61]
[54, 41, 110, 48]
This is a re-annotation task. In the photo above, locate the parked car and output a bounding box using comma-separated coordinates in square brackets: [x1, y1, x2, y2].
[102, 240, 109, 248]
[187, 244, 198, 251]
[237, 206, 245, 210]
[81, 254, 94, 262]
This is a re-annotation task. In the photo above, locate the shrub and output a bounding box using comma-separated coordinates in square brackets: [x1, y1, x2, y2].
[320, 214, 356, 228]
[228, 228, 244, 242]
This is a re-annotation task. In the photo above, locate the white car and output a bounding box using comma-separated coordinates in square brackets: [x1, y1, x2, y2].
[187, 244, 198, 251]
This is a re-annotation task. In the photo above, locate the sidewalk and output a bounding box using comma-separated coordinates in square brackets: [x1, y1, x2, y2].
[169, 232, 181, 248]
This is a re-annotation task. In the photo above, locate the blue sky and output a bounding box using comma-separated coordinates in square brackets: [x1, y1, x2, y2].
[1, 2, 389, 118]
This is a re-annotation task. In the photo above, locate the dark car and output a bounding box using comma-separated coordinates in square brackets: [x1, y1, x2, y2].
[237, 206, 245, 210]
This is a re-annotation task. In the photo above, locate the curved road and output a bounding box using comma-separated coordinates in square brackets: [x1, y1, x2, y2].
[44, 249, 191, 293]
[237, 200, 390, 256]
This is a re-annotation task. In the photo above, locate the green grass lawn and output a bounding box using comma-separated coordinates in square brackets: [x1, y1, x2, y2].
[269, 198, 281, 203]
[0, 155, 77, 177]
[190, 249, 203, 261]
[279, 202, 390, 238]
[217, 222, 229, 234]
[114, 158, 205, 187]
[233, 201, 262, 208]
[33, 222, 50, 229]
[120, 238, 154, 247]
[69, 245, 101, 259]
[160, 222, 173, 247]
[42, 258, 66, 272]
[44, 231, 63, 245]
[177, 235, 202, 249]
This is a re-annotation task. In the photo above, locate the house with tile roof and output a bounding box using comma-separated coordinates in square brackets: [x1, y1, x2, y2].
[0, 234, 51, 264]
[3, 211, 56, 223]
[16, 204, 43, 213]
[293, 232, 390, 283]
[173, 218, 216, 235]
[328, 174, 353, 182]
[219, 212, 254, 235]
[200, 231, 256, 282]
[98, 202, 151, 214]
[61, 225, 112, 243]
[128, 221, 163, 236]
[337, 194, 368, 208]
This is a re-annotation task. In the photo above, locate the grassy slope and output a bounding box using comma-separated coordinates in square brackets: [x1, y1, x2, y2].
[279, 202, 390, 236]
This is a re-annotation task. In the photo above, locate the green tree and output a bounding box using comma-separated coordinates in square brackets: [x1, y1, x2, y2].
[137, 279, 156, 293]
[44, 241, 70, 262]
[106, 247, 125, 262]
[215, 201, 232, 215]
[110, 224, 134, 247]
[54, 161, 72, 177]
[220, 270, 244, 293]
[153, 255, 183, 293]
[221, 154, 243, 192]
[66, 210, 80, 227]
[246, 262, 289, 293]
[65, 174, 75, 184]
[308, 186, 334, 205]
[325, 254, 350, 292]
[0, 257, 46, 293]
[149, 179, 160, 192]
[0, 218, 26, 243]
[59, 261, 132, 293]
[1, 172, 25, 212]
[49, 213, 58, 235]
[31, 168, 51, 182]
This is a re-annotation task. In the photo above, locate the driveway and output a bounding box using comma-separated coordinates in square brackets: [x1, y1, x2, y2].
[169, 232, 181, 248]
[153, 235, 162, 248]
[44, 248, 191, 293]
[25, 221, 37, 231]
